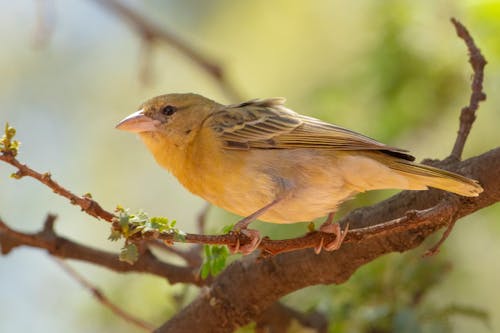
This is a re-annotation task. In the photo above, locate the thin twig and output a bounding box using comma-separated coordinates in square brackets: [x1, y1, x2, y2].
[145, 205, 210, 267]
[138, 36, 154, 85]
[0, 153, 115, 222]
[197, 203, 211, 235]
[55, 258, 156, 332]
[423, 199, 461, 257]
[33, 0, 55, 48]
[89, 0, 242, 102]
[449, 18, 487, 160]
[126, 200, 457, 256]
[423, 219, 457, 257]
[147, 240, 201, 267]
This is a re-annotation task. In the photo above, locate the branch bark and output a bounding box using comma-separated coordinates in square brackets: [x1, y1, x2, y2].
[0, 216, 204, 286]
[156, 148, 500, 332]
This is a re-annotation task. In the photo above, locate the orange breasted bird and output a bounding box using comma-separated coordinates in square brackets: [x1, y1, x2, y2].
[116, 93, 482, 254]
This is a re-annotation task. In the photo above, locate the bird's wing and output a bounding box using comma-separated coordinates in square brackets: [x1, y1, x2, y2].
[209, 98, 414, 160]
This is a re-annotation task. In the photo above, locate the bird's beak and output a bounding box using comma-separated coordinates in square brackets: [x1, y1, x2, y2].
[116, 109, 159, 133]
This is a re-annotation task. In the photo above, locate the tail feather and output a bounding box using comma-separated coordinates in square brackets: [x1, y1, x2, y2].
[388, 160, 483, 197]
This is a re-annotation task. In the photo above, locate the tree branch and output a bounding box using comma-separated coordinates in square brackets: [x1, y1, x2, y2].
[55, 258, 155, 332]
[156, 148, 500, 332]
[0, 215, 205, 286]
[449, 18, 487, 160]
[89, 0, 242, 102]
[0, 153, 115, 222]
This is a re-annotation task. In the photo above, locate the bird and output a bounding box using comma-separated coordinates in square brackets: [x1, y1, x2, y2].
[116, 93, 483, 254]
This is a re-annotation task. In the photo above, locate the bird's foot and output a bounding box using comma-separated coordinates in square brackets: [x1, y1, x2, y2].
[228, 228, 262, 255]
[314, 222, 349, 254]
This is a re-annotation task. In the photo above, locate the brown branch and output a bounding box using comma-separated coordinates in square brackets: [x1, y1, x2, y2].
[124, 195, 453, 256]
[197, 203, 210, 235]
[147, 240, 201, 268]
[156, 148, 500, 333]
[449, 18, 487, 160]
[89, 0, 242, 102]
[0, 153, 115, 222]
[143, 205, 211, 267]
[422, 210, 459, 257]
[0, 216, 205, 286]
[55, 258, 155, 332]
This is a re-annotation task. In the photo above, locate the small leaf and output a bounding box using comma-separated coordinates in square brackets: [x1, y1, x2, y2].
[108, 229, 122, 241]
[115, 205, 125, 213]
[200, 262, 211, 280]
[221, 224, 234, 234]
[173, 231, 186, 242]
[204, 244, 212, 257]
[200, 245, 229, 279]
[10, 172, 22, 179]
[119, 243, 138, 265]
[118, 211, 130, 236]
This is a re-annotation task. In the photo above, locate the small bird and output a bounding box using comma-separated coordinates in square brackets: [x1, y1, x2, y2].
[116, 93, 482, 254]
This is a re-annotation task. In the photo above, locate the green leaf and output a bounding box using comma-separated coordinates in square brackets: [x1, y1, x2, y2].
[118, 210, 130, 236]
[119, 243, 138, 265]
[108, 229, 122, 241]
[200, 245, 229, 279]
[129, 210, 149, 225]
[221, 224, 235, 234]
[200, 261, 211, 280]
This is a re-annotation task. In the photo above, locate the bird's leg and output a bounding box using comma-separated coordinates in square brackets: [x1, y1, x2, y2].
[229, 197, 284, 255]
[314, 213, 349, 254]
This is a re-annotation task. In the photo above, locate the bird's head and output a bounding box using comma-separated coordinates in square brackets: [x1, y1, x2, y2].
[116, 93, 221, 148]
[116, 93, 223, 172]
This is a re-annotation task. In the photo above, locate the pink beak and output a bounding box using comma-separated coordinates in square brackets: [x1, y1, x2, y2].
[116, 110, 159, 133]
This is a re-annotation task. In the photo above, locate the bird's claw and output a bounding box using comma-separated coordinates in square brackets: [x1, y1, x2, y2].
[228, 228, 262, 255]
[314, 222, 349, 254]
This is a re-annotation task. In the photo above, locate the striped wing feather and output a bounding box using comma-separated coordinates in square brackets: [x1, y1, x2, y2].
[209, 98, 414, 160]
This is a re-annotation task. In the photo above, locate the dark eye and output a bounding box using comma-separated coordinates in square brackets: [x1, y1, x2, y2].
[161, 105, 177, 116]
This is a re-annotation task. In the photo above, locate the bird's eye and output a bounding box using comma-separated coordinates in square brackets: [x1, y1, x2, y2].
[161, 105, 177, 116]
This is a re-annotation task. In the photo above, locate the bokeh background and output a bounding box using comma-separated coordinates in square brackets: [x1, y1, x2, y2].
[1, 1, 499, 332]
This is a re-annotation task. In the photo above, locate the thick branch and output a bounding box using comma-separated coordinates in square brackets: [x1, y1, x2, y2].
[0, 217, 204, 286]
[156, 148, 500, 332]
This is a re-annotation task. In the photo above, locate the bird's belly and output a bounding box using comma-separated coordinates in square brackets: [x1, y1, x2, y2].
[190, 149, 356, 224]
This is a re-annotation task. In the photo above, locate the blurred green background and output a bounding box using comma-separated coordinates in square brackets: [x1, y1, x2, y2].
[1, 1, 499, 332]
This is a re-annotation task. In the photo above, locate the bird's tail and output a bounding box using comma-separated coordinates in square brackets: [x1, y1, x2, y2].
[386, 159, 483, 197]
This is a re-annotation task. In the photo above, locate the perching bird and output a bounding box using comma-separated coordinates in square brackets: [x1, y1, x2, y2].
[116, 93, 482, 254]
